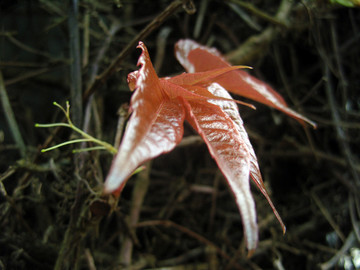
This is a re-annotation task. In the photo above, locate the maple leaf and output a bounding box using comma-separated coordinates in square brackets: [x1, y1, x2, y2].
[175, 39, 317, 128]
[104, 40, 314, 253]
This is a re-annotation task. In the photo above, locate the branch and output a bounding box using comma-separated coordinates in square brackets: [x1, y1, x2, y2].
[68, 0, 83, 127]
[0, 71, 26, 157]
[83, 0, 195, 101]
[226, 0, 292, 65]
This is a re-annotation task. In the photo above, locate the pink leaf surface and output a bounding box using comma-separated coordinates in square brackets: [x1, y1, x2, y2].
[207, 83, 286, 234]
[175, 39, 316, 128]
[183, 97, 259, 251]
[104, 40, 315, 253]
[104, 42, 185, 194]
[167, 65, 250, 86]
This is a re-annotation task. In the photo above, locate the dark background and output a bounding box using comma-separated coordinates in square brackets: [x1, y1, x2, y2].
[0, 0, 359, 269]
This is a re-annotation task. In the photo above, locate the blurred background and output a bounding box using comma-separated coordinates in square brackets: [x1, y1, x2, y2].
[0, 0, 359, 269]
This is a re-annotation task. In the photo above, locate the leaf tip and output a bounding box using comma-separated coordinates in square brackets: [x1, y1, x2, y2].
[247, 248, 256, 258]
[103, 177, 125, 198]
[300, 118, 317, 130]
[103, 176, 118, 194]
[103, 164, 128, 197]
[311, 122, 318, 129]
[242, 65, 253, 70]
[136, 41, 147, 54]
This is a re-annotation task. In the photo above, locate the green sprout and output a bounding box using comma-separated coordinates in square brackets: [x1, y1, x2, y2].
[35, 101, 117, 154]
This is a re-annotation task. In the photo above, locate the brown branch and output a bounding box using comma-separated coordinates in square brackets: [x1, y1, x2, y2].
[136, 220, 246, 270]
[227, 0, 288, 28]
[225, 0, 292, 65]
[68, 0, 82, 127]
[320, 231, 357, 270]
[119, 161, 151, 266]
[324, 65, 360, 188]
[83, 0, 194, 102]
[0, 71, 26, 157]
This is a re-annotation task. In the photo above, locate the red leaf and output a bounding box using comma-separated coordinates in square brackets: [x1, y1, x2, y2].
[167, 65, 250, 86]
[104, 40, 315, 253]
[104, 42, 185, 194]
[207, 83, 286, 235]
[175, 39, 316, 128]
[168, 68, 256, 109]
[183, 97, 259, 251]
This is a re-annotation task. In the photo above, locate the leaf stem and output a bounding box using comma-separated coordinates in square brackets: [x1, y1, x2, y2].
[72, 146, 106, 153]
[36, 102, 117, 154]
[41, 138, 93, 152]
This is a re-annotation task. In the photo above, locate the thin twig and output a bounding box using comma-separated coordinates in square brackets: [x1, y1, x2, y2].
[265, 146, 360, 173]
[5, 33, 61, 61]
[226, 0, 292, 64]
[311, 191, 345, 242]
[208, 171, 221, 233]
[114, 104, 129, 149]
[135, 220, 246, 270]
[4, 67, 58, 86]
[154, 26, 172, 73]
[82, 9, 90, 68]
[0, 71, 26, 157]
[68, 0, 83, 127]
[349, 195, 360, 243]
[54, 181, 85, 270]
[324, 65, 360, 188]
[87, 18, 122, 88]
[228, 0, 288, 28]
[83, 0, 194, 102]
[85, 248, 97, 270]
[320, 231, 357, 270]
[119, 161, 151, 266]
[35, 102, 117, 154]
[193, 0, 208, 39]
[330, 20, 348, 107]
[226, 2, 261, 31]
